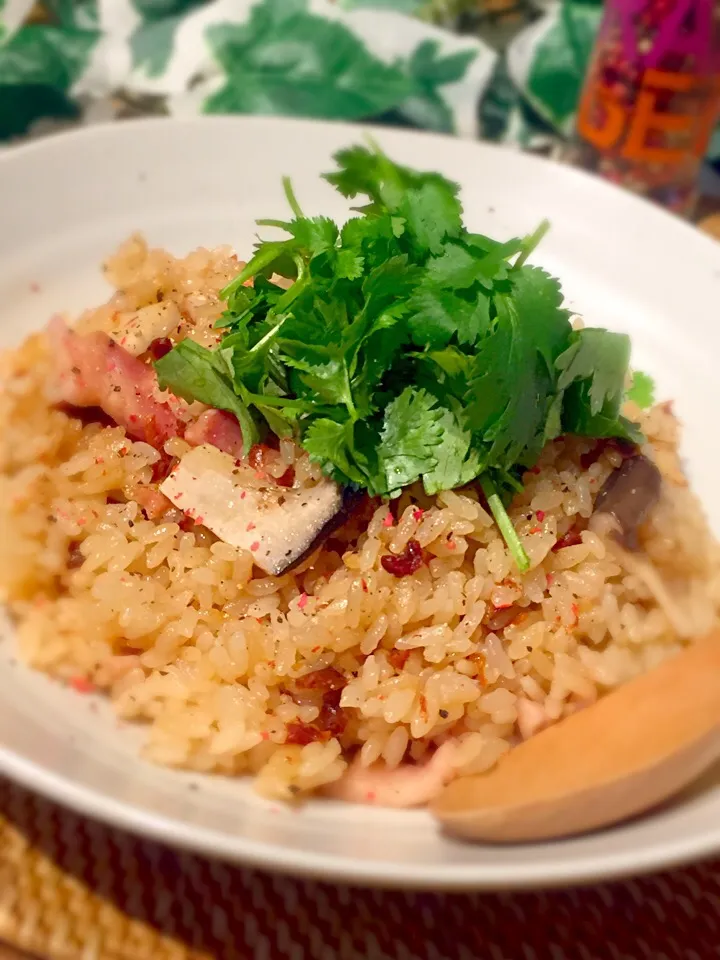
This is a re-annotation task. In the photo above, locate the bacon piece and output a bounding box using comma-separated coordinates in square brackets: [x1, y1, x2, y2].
[185, 409, 244, 459]
[326, 742, 457, 808]
[49, 317, 183, 449]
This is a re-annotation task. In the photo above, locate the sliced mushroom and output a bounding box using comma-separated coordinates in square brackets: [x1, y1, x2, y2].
[592, 454, 662, 551]
[160, 444, 353, 576]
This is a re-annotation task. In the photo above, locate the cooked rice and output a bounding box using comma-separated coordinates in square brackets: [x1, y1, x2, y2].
[2, 237, 720, 802]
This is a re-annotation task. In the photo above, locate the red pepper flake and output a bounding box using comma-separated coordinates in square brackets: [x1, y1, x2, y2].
[571, 603, 579, 624]
[118, 447, 128, 457]
[311, 645, 321, 653]
[529, 525, 542, 535]
[94, 457, 105, 465]
[446, 534, 457, 551]
[250, 541, 260, 552]
[69, 676, 95, 695]
[361, 578, 368, 593]
[536, 510, 545, 522]
[277, 466, 295, 488]
[77, 517, 87, 526]
[546, 574, 554, 588]
[552, 527, 583, 552]
[366, 791, 376, 802]
[412, 508, 424, 522]
[383, 512, 394, 528]
[240, 491, 246, 499]
[298, 592, 308, 610]
[530, 465, 541, 475]
[246, 522, 256, 531]
[419, 694, 428, 718]
[388, 648, 410, 670]
[261, 731, 270, 741]
[381, 539, 424, 578]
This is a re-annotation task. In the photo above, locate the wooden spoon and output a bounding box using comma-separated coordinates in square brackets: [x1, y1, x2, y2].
[431, 633, 720, 843]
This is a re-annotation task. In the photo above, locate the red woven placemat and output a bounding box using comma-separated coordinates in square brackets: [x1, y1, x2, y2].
[2, 778, 719, 960]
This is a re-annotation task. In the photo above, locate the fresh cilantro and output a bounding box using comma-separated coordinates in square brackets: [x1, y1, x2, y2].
[155, 139, 645, 572]
[627, 370, 656, 409]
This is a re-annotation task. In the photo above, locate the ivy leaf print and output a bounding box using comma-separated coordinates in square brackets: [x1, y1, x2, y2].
[526, 1, 601, 132]
[43, 0, 99, 29]
[395, 38, 476, 133]
[338, 0, 424, 10]
[0, 24, 98, 139]
[130, 0, 208, 78]
[130, 0, 209, 17]
[204, 0, 414, 121]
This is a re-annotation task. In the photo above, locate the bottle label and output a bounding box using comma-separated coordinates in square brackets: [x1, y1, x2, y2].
[577, 0, 720, 166]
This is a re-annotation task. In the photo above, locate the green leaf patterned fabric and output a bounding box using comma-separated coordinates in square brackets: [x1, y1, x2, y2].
[0, 0, 719, 167]
[204, 0, 416, 120]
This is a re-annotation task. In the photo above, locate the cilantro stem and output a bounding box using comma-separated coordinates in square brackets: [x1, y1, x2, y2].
[479, 474, 530, 573]
[249, 315, 287, 355]
[514, 219, 550, 271]
[283, 177, 305, 220]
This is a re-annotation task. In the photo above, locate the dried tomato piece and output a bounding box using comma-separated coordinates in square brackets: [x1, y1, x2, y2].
[285, 722, 322, 746]
[150, 453, 178, 484]
[381, 539, 424, 578]
[295, 666, 345, 691]
[387, 648, 411, 670]
[317, 688, 348, 738]
[276, 466, 295, 488]
[485, 604, 521, 632]
[66, 541, 85, 570]
[248, 444, 267, 470]
[580, 437, 638, 471]
[147, 337, 173, 361]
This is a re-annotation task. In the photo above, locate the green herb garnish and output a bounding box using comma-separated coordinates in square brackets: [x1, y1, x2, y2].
[626, 370, 656, 410]
[155, 140, 644, 573]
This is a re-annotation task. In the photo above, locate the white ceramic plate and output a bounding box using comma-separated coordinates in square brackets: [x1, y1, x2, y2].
[2, 116, 720, 890]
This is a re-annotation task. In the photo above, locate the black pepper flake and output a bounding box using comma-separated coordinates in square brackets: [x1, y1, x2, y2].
[439, 709, 449, 719]
[71, 366, 80, 375]
[288, 785, 300, 796]
[112, 385, 121, 392]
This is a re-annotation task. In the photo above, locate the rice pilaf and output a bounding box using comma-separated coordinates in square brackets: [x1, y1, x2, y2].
[1, 235, 719, 804]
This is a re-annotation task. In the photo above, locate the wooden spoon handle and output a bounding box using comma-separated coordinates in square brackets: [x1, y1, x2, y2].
[432, 633, 720, 842]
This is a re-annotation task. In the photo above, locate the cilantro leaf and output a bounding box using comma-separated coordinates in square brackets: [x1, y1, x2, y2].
[302, 418, 367, 486]
[556, 328, 630, 415]
[627, 370, 656, 409]
[375, 388, 444, 493]
[422, 405, 481, 495]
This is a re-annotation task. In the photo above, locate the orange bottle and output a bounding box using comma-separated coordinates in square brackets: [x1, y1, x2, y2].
[574, 0, 720, 215]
